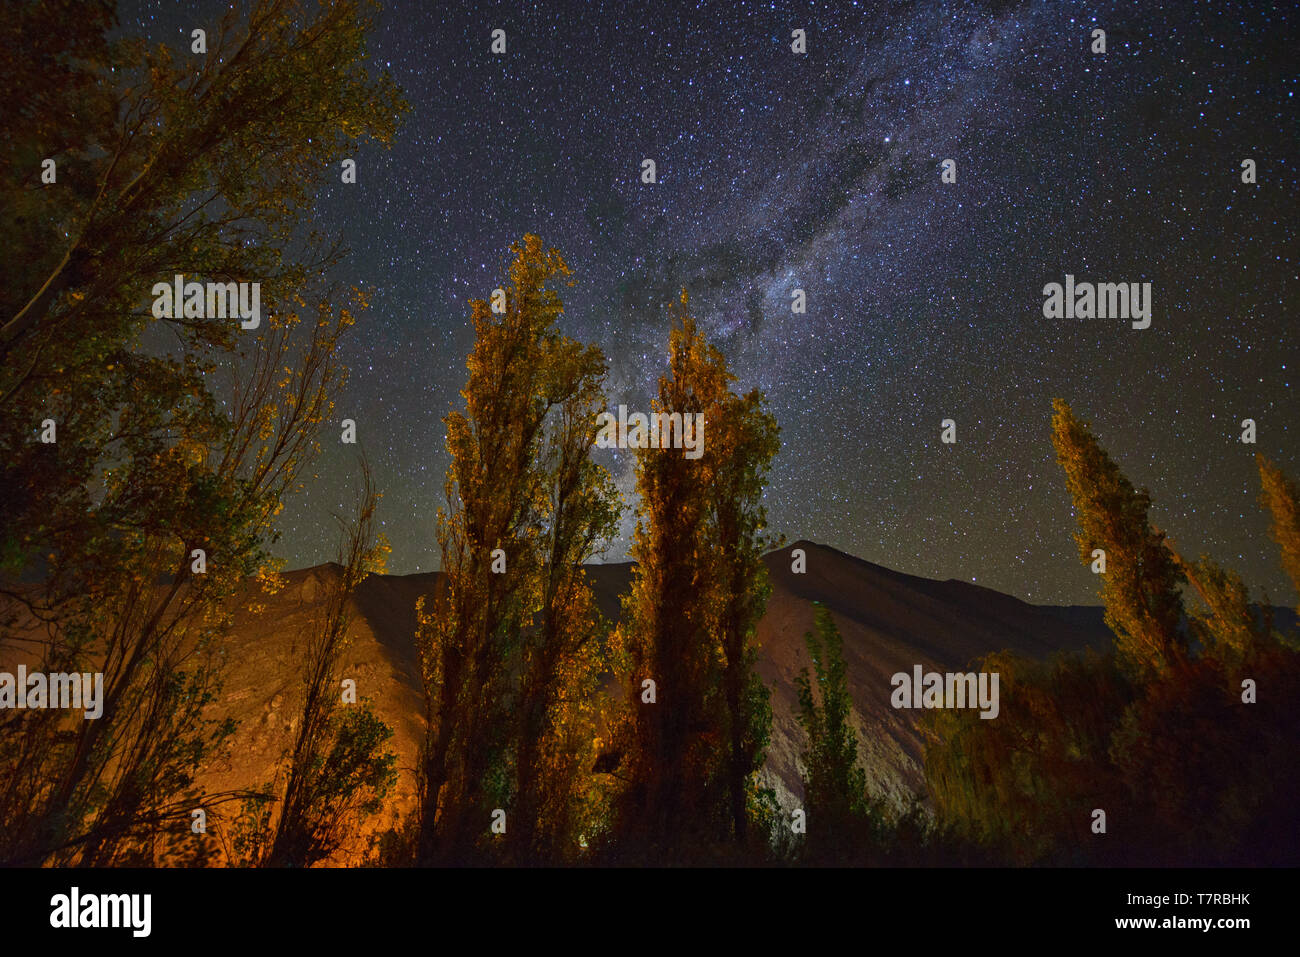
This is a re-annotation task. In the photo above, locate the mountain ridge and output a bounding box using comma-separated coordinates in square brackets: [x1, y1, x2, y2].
[0, 540, 1143, 863]
[289, 540, 1117, 820]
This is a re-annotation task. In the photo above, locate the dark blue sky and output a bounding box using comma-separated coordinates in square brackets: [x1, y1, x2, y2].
[122, 0, 1297, 604]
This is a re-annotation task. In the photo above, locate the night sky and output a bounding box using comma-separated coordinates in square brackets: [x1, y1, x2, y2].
[119, 0, 1297, 605]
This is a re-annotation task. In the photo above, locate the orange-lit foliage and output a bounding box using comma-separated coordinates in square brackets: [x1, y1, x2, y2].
[922, 405, 1300, 865]
[607, 293, 779, 861]
[415, 236, 619, 865]
[1258, 454, 1300, 607]
[1049, 399, 1185, 679]
[0, 0, 404, 865]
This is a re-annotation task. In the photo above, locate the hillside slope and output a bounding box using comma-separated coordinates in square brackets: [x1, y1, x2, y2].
[0, 542, 1116, 861]
[195, 541, 1113, 839]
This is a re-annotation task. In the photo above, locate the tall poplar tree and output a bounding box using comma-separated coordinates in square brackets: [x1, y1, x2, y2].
[1257, 454, 1300, 606]
[415, 236, 618, 864]
[795, 604, 875, 861]
[710, 388, 779, 844]
[511, 335, 620, 861]
[611, 292, 778, 857]
[1050, 399, 1186, 678]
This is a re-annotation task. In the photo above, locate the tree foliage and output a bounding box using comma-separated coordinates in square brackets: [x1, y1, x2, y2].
[607, 293, 779, 861]
[1258, 453, 1300, 607]
[923, 401, 1300, 865]
[261, 461, 397, 868]
[794, 604, 881, 861]
[1049, 399, 1185, 679]
[414, 235, 619, 865]
[0, 0, 404, 866]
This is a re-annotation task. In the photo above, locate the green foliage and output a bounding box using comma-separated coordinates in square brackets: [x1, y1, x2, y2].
[0, 0, 404, 866]
[793, 604, 884, 862]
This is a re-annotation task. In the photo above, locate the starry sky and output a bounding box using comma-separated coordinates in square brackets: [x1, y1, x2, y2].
[120, 0, 1297, 606]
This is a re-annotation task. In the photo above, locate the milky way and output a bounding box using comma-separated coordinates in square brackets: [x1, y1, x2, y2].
[121, 0, 1297, 604]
